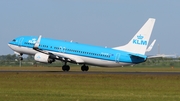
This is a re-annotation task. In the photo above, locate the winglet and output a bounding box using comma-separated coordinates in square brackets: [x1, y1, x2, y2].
[146, 39, 156, 52]
[34, 35, 42, 49]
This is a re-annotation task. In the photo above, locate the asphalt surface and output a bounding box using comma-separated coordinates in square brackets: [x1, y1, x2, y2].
[0, 70, 180, 75]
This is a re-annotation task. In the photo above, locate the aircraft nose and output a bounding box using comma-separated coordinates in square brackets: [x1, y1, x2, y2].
[8, 44, 12, 48]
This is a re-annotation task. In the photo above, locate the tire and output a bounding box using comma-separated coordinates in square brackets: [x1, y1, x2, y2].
[62, 65, 70, 71]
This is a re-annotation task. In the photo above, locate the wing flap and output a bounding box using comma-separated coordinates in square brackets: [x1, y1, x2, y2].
[51, 52, 84, 63]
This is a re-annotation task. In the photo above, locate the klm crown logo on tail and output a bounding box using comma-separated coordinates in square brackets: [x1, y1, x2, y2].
[133, 34, 147, 45]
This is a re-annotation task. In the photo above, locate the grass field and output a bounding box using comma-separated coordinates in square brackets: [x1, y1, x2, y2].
[0, 66, 180, 101]
[1, 66, 180, 72]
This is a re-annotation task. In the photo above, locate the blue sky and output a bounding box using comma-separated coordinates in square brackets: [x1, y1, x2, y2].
[0, 0, 180, 56]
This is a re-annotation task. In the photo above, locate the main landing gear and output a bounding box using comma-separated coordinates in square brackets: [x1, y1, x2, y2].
[61, 63, 89, 72]
[81, 64, 89, 71]
[62, 62, 70, 71]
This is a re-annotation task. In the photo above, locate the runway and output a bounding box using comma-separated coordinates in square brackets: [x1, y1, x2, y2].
[0, 70, 180, 75]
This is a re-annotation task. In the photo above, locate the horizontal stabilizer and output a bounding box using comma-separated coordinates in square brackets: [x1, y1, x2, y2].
[148, 54, 176, 58]
[130, 53, 147, 59]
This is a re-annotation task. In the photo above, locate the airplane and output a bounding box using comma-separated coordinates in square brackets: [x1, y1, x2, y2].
[8, 18, 156, 71]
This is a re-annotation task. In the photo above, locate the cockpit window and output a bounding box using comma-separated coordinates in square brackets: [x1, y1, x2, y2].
[12, 39, 16, 42]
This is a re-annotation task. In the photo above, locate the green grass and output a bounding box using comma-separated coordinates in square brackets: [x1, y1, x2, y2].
[0, 66, 180, 72]
[0, 67, 180, 101]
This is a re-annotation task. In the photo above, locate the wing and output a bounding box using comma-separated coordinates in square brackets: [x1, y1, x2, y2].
[33, 35, 84, 64]
[146, 39, 156, 52]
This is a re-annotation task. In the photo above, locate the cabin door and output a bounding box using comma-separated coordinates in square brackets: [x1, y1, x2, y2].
[18, 38, 24, 47]
[115, 53, 120, 63]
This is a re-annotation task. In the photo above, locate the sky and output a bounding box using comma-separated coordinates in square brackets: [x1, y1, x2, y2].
[0, 0, 180, 56]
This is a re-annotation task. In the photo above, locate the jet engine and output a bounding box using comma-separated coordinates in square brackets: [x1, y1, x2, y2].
[34, 52, 55, 63]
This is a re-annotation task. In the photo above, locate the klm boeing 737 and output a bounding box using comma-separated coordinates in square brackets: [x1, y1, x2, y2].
[8, 18, 156, 71]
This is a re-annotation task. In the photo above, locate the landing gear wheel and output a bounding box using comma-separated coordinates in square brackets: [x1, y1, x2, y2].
[62, 65, 70, 71]
[81, 65, 89, 71]
[19, 57, 23, 61]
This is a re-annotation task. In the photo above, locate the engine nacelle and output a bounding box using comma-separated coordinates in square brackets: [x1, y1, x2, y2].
[34, 52, 55, 63]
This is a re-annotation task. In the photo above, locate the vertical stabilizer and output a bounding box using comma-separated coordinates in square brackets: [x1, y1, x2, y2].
[113, 18, 156, 55]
